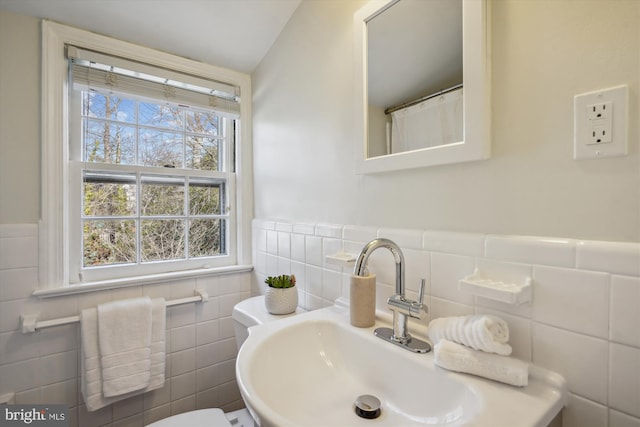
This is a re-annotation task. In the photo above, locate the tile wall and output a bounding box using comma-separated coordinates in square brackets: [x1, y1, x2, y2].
[0, 224, 250, 427]
[252, 219, 640, 427]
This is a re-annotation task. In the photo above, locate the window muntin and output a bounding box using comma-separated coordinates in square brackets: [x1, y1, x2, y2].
[70, 60, 237, 282]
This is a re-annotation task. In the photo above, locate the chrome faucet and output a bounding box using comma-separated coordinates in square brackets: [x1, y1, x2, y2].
[354, 238, 431, 353]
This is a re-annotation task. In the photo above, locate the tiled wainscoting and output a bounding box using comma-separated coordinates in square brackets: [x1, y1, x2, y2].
[252, 219, 640, 427]
[0, 224, 250, 427]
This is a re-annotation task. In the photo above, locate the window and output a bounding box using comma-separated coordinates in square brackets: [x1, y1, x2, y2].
[40, 22, 252, 290]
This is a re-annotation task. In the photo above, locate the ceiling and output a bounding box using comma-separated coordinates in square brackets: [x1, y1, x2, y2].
[0, 0, 302, 73]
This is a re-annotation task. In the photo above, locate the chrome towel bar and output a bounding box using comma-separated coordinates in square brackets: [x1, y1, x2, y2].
[20, 288, 208, 334]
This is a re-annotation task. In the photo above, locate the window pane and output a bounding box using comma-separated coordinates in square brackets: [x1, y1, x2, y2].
[186, 111, 218, 136]
[186, 136, 220, 171]
[189, 219, 224, 257]
[83, 92, 136, 123]
[84, 119, 136, 164]
[141, 219, 185, 261]
[141, 176, 184, 216]
[83, 172, 136, 216]
[189, 181, 222, 215]
[139, 129, 183, 167]
[139, 102, 183, 130]
[83, 220, 136, 267]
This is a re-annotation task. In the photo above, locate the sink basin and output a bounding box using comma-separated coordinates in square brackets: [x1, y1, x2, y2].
[236, 300, 566, 427]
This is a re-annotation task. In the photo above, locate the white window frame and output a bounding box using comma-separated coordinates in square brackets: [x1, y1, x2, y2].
[39, 21, 253, 292]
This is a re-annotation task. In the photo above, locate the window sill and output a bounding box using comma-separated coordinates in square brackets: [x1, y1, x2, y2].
[33, 264, 253, 298]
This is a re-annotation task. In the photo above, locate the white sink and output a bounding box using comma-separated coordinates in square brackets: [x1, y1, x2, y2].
[236, 300, 566, 427]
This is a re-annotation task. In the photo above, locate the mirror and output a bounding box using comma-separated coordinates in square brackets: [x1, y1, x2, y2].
[354, 0, 490, 173]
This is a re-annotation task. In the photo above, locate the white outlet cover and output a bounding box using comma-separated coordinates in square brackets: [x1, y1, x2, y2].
[574, 85, 628, 160]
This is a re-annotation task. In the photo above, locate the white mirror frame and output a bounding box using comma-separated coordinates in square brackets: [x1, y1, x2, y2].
[355, 0, 491, 174]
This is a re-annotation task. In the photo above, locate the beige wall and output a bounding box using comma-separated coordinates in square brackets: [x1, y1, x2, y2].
[0, 10, 40, 224]
[252, 0, 640, 242]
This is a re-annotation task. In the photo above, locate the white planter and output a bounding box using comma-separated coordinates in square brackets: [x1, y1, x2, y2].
[264, 286, 298, 314]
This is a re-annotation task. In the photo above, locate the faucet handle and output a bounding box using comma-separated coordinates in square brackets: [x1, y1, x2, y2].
[409, 279, 427, 319]
[418, 278, 426, 305]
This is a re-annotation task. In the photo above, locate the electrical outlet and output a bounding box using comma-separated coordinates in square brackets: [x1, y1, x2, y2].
[587, 101, 612, 144]
[574, 85, 628, 159]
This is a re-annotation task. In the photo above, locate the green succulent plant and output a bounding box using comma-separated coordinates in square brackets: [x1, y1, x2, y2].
[265, 274, 296, 289]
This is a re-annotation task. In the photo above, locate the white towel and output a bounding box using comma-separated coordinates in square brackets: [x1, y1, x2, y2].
[98, 297, 152, 397]
[428, 314, 512, 356]
[434, 339, 529, 387]
[81, 297, 166, 411]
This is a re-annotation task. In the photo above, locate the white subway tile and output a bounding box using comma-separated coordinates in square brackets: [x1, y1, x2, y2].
[610, 275, 640, 347]
[196, 319, 219, 346]
[290, 233, 305, 262]
[276, 256, 291, 276]
[218, 337, 237, 362]
[0, 358, 42, 396]
[38, 323, 78, 355]
[533, 266, 609, 338]
[170, 394, 196, 415]
[170, 371, 196, 401]
[305, 265, 322, 299]
[577, 240, 640, 277]
[170, 325, 195, 353]
[532, 323, 608, 403]
[0, 267, 38, 301]
[170, 348, 196, 377]
[196, 296, 219, 322]
[322, 237, 343, 271]
[0, 224, 38, 238]
[609, 410, 640, 427]
[274, 222, 293, 233]
[169, 303, 196, 328]
[144, 404, 172, 426]
[377, 227, 423, 250]
[0, 236, 38, 269]
[292, 223, 315, 235]
[343, 225, 378, 243]
[485, 235, 576, 267]
[218, 359, 236, 383]
[305, 235, 323, 266]
[39, 350, 77, 386]
[78, 403, 113, 427]
[321, 269, 341, 303]
[196, 364, 218, 392]
[403, 248, 429, 295]
[423, 230, 486, 256]
[430, 252, 475, 305]
[0, 330, 40, 364]
[266, 230, 278, 255]
[277, 231, 291, 258]
[41, 379, 77, 406]
[254, 227, 267, 253]
[113, 394, 144, 421]
[195, 342, 219, 369]
[315, 223, 343, 238]
[218, 293, 242, 317]
[609, 343, 640, 418]
[561, 393, 607, 427]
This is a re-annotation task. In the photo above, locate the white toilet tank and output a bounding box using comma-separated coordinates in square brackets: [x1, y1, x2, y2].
[232, 295, 306, 350]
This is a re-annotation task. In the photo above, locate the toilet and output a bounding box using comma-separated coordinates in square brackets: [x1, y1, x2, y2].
[146, 295, 306, 427]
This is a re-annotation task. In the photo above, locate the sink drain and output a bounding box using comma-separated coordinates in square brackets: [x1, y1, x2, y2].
[354, 394, 381, 419]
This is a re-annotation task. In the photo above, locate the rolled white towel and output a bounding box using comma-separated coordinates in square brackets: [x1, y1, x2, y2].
[428, 314, 512, 356]
[434, 339, 529, 387]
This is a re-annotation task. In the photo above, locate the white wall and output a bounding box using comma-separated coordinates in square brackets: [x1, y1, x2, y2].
[252, 0, 640, 243]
